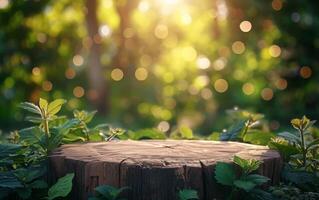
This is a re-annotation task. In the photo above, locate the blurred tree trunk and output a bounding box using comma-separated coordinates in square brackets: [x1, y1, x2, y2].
[113, 0, 139, 73]
[85, 0, 108, 113]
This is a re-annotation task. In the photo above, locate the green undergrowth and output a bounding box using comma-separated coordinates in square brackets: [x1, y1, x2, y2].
[0, 98, 319, 200]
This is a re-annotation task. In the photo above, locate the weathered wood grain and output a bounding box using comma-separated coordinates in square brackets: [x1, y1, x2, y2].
[49, 140, 282, 200]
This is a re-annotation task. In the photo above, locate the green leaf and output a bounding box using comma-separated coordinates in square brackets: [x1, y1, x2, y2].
[47, 173, 74, 200]
[282, 166, 316, 185]
[130, 129, 166, 140]
[94, 185, 129, 200]
[178, 189, 199, 200]
[179, 126, 193, 139]
[0, 188, 11, 199]
[243, 131, 275, 145]
[17, 188, 32, 199]
[25, 116, 43, 123]
[83, 111, 97, 123]
[0, 171, 23, 189]
[30, 180, 48, 189]
[245, 174, 270, 185]
[18, 126, 43, 145]
[0, 143, 21, 159]
[234, 179, 256, 192]
[233, 156, 261, 174]
[248, 189, 273, 200]
[268, 138, 299, 161]
[88, 197, 102, 200]
[208, 132, 221, 141]
[14, 168, 44, 183]
[47, 99, 66, 116]
[278, 132, 300, 143]
[39, 98, 48, 111]
[62, 134, 86, 143]
[306, 138, 319, 150]
[215, 162, 236, 186]
[19, 102, 42, 115]
[220, 120, 246, 141]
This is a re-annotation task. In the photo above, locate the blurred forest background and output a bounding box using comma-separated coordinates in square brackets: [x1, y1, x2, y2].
[0, 0, 318, 134]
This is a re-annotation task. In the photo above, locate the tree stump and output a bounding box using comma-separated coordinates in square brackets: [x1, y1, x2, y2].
[49, 140, 282, 200]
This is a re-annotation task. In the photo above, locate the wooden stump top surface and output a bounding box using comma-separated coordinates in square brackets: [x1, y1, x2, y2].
[51, 140, 280, 166]
[50, 140, 282, 200]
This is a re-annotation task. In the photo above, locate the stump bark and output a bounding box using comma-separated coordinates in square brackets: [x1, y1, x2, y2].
[49, 140, 282, 200]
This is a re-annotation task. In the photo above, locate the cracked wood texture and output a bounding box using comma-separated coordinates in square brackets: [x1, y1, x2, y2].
[49, 140, 282, 200]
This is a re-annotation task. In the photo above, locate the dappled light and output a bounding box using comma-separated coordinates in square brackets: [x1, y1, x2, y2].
[0, 0, 318, 134]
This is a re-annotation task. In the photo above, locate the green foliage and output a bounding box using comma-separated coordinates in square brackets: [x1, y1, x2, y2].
[100, 127, 125, 142]
[215, 156, 270, 199]
[88, 185, 129, 200]
[47, 173, 74, 200]
[243, 131, 275, 146]
[0, 98, 105, 200]
[0, 171, 23, 189]
[270, 184, 319, 200]
[125, 129, 166, 140]
[207, 132, 221, 141]
[268, 138, 299, 162]
[271, 116, 319, 171]
[219, 109, 274, 146]
[178, 189, 199, 200]
[170, 126, 194, 139]
[215, 162, 236, 186]
[233, 156, 261, 175]
[2, 96, 319, 200]
[220, 120, 246, 141]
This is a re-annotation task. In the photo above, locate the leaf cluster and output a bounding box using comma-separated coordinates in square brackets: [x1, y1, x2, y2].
[215, 156, 270, 199]
[88, 185, 129, 200]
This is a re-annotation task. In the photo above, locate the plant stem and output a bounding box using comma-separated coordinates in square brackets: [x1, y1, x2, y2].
[44, 118, 50, 155]
[81, 121, 90, 141]
[299, 128, 306, 167]
[227, 188, 236, 200]
[241, 119, 251, 140]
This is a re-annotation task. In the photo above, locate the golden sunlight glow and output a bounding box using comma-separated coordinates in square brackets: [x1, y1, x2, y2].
[188, 85, 199, 95]
[240, 21, 252, 32]
[232, 41, 245, 54]
[183, 46, 197, 61]
[123, 28, 135, 38]
[180, 12, 192, 25]
[73, 86, 85, 98]
[73, 55, 84, 66]
[65, 68, 76, 79]
[111, 68, 124, 81]
[213, 57, 227, 71]
[269, 45, 281, 57]
[161, 0, 180, 5]
[261, 88, 273, 101]
[272, 0, 283, 11]
[275, 78, 287, 90]
[242, 82, 255, 95]
[196, 55, 211, 69]
[154, 24, 168, 39]
[32, 67, 41, 76]
[138, 1, 150, 12]
[135, 68, 148, 81]
[99, 25, 111, 37]
[216, 0, 228, 20]
[214, 79, 228, 93]
[300, 66, 312, 79]
[140, 54, 152, 67]
[0, 0, 9, 9]
[42, 81, 53, 92]
[194, 76, 209, 89]
[157, 121, 170, 132]
[201, 88, 213, 99]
